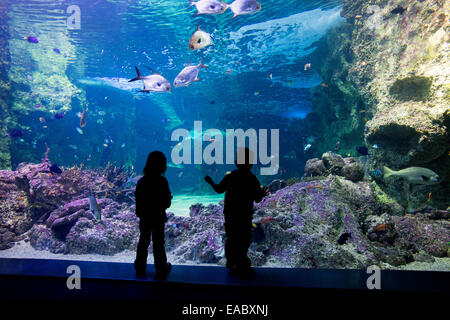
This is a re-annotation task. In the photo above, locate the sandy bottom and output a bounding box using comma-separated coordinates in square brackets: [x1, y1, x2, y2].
[169, 194, 223, 216]
[1, 241, 449, 272]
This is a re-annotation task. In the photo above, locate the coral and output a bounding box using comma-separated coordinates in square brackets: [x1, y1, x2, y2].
[1, 161, 448, 269]
[392, 214, 449, 257]
[310, 0, 450, 209]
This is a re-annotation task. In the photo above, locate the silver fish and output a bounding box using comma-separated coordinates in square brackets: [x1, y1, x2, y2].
[173, 61, 208, 87]
[228, 0, 261, 18]
[128, 66, 171, 93]
[89, 196, 102, 221]
[189, 25, 212, 50]
[383, 166, 440, 185]
[189, 0, 228, 15]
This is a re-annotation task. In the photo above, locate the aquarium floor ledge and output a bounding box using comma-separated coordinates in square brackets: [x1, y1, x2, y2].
[0, 258, 448, 302]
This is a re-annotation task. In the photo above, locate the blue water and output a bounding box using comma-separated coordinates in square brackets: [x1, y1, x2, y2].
[6, 0, 344, 194]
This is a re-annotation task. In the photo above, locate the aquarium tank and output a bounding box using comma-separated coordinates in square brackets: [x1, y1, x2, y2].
[0, 0, 449, 272]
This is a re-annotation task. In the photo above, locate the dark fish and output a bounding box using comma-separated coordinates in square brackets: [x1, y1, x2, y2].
[53, 48, 61, 54]
[337, 233, 351, 245]
[356, 146, 369, 156]
[391, 6, 406, 15]
[34, 104, 42, 109]
[25, 36, 39, 43]
[49, 163, 62, 174]
[79, 107, 87, 128]
[53, 113, 65, 119]
[210, 100, 216, 104]
[8, 129, 25, 138]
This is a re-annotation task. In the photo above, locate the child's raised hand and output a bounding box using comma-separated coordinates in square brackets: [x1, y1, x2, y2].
[204, 175, 213, 185]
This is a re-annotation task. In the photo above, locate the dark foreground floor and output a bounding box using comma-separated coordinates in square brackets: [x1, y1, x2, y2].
[0, 258, 449, 316]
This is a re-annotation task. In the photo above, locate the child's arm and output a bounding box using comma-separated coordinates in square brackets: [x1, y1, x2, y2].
[254, 177, 269, 203]
[204, 175, 228, 193]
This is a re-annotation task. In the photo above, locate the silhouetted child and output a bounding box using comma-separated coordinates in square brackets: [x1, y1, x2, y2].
[134, 151, 172, 279]
[205, 147, 268, 278]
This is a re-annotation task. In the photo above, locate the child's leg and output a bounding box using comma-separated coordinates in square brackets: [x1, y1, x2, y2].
[234, 225, 252, 270]
[224, 219, 235, 268]
[135, 219, 152, 269]
[151, 222, 168, 271]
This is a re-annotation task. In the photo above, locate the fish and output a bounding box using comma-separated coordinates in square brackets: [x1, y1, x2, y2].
[254, 91, 259, 96]
[383, 166, 440, 185]
[167, 163, 184, 169]
[210, 100, 216, 104]
[127, 175, 143, 185]
[427, 192, 432, 202]
[334, 141, 340, 151]
[76, 127, 83, 135]
[304, 143, 311, 151]
[24, 36, 38, 43]
[356, 146, 369, 156]
[260, 217, 274, 224]
[189, 0, 228, 15]
[372, 224, 388, 233]
[227, 0, 261, 18]
[121, 143, 126, 148]
[269, 73, 273, 79]
[88, 196, 102, 221]
[355, 15, 362, 19]
[391, 6, 406, 15]
[68, 145, 78, 150]
[8, 129, 25, 138]
[173, 60, 208, 88]
[49, 163, 62, 174]
[337, 233, 351, 245]
[79, 107, 87, 128]
[373, 144, 379, 149]
[371, 169, 382, 177]
[189, 25, 212, 50]
[129, 66, 171, 93]
[304, 63, 311, 71]
[53, 113, 65, 119]
[53, 48, 61, 54]
[34, 104, 42, 109]
[321, 83, 328, 88]
[39, 117, 46, 123]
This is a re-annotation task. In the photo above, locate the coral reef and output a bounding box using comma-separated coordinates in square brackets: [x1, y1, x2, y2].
[308, 0, 450, 208]
[0, 162, 448, 270]
[0, 161, 135, 251]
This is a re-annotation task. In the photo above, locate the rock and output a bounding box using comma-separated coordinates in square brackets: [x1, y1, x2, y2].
[51, 209, 89, 240]
[393, 214, 449, 257]
[0, 227, 15, 250]
[321, 152, 345, 174]
[267, 179, 287, 193]
[413, 251, 435, 263]
[341, 161, 364, 182]
[303, 158, 326, 177]
[374, 247, 413, 266]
